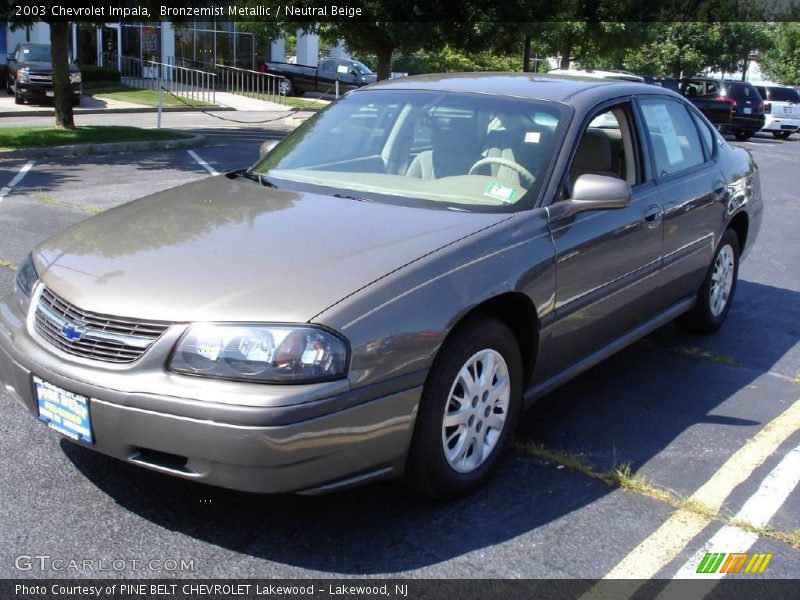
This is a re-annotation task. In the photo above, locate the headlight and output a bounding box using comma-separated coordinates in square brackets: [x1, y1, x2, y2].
[13, 254, 38, 310]
[17, 68, 30, 83]
[70, 72, 81, 84]
[169, 324, 348, 383]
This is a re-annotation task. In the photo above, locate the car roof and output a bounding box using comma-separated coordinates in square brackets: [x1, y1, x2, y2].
[363, 72, 669, 104]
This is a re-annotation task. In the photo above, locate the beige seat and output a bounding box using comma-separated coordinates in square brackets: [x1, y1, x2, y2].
[569, 130, 618, 184]
[478, 127, 548, 186]
[406, 118, 482, 179]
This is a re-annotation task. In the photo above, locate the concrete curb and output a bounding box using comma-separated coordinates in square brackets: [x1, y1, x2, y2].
[0, 132, 206, 159]
[0, 106, 233, 118]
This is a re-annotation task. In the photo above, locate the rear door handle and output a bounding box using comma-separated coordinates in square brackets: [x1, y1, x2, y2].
[644, 204, 662, 228]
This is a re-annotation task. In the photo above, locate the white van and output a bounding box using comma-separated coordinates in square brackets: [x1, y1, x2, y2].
[754, 83, 800, 139]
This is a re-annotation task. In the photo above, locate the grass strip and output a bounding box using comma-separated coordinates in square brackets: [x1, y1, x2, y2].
[514, 440, 799, 549]
[83, 82, 215, 108]
[0, 126, 192, 150]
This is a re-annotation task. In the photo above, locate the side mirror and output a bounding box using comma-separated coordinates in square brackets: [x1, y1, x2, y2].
[259, 139, 279, 159]
[7, 54, 14, 62]
[552, 174, 632, 219]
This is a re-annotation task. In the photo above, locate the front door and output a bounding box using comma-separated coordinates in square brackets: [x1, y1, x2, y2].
[545, 101, 664, 375]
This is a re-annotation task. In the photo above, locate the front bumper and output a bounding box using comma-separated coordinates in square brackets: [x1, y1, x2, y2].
[15, 81, 81, 102]
[0, 293, 422, 494]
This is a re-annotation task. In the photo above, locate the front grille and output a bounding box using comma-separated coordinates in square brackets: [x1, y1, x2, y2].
[29, 73, 52, 83]
[34, 287, 172, 364]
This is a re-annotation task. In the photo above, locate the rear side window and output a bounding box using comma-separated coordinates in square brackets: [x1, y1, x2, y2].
[766, 86, 800, 103]
[639, 99, 706, 177]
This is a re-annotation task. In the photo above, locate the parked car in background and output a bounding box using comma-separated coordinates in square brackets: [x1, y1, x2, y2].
[642, 75, 679, 92]
[547, 68, 644, 82]
[0, 74, 760, 499]
[753, 83, 800, 139]
[263, 57, 377, 96]
[679, 78, 765, 140]
[6, 42, 82, 106]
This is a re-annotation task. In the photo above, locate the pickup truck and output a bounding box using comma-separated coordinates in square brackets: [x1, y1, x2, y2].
[6, 42, 82, 106]
[263, 57, 377, 96]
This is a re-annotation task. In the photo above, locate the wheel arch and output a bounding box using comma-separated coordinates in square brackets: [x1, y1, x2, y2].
[444, 292, 540, 389]
[728, 211, 749, 253]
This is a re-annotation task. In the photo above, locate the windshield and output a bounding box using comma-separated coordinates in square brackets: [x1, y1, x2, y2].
[353, 61, 373, 75]
[20, 45, 51, 61]
[253, 89, 566, 211]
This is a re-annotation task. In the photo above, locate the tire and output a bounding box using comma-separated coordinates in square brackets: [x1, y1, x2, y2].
[14, 91, 23, 105]
[5, 78, 11, 94]
[405, 315, 523, 499]
[278, 78, 293, 96]
[733, 130, 753, 141]
[772, 131, 792, 140]
[679, 229, 740, 334]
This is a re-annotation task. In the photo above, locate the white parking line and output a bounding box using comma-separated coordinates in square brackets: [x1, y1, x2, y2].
[0, 161, 35, 202]
[186, 150, 219, 176]
[665, 443, 800, 586]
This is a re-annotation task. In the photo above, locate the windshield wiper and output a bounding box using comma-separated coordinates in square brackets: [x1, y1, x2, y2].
[232, 169, 279, 189]
[333, 193, 374, 203]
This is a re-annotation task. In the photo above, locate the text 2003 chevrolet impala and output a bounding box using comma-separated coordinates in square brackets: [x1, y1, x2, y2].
[1, 74, 761, 498]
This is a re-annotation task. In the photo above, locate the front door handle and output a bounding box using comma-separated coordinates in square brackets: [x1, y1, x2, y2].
[713, 180, 727, 200]
[644, 204, 662, 228]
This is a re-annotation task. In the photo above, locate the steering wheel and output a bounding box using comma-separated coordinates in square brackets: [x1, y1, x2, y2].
[467, 157, 536, 187]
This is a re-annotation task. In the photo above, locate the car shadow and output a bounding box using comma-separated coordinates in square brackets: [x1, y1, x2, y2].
[62, 279, 800, 573]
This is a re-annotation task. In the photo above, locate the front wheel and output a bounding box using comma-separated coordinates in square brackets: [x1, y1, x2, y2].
[405, 316, 522, 499]
[679, 229, 740, 333]
[14, 90, 23, 105]
[772, 131, 792, 140]
[733, 130, 753, 141]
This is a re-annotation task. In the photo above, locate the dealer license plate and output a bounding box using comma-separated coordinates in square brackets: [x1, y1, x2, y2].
[743, 107, 752, 114]
[34, 376, 93, 444]
[45, 91, 54, 97]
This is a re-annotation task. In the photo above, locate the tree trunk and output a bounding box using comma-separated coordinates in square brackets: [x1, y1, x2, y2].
[559, 45, 571, 70]
[741, 58, 749, 81]
[376, 46, 393, 81]
[49, 21, 75, 129]
[523, 34, 532, 72]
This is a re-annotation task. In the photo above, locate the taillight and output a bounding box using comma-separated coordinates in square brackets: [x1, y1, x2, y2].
[722, 96, 737, 109]
[763, 102, 770, 114]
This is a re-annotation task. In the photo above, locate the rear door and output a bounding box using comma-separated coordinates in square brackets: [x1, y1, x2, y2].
[545, 100, 664, 374]
[636, 96, 725, 305]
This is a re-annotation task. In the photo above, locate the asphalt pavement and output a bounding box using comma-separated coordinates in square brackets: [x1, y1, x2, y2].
[0, 125, 797, 583]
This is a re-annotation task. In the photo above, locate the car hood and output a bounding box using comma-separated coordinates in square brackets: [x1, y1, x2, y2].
[34, 175, 508, 324]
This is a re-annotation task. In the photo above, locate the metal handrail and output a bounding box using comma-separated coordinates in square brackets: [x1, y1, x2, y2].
[214, 64, 287, 105]
[104, 53, 216, 105]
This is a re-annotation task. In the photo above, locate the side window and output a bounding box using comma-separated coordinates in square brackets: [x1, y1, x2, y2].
[569, 104, 639, 190]
[319, 60, 335, 75]
[689, 110, 714, 159]
[639, 99, 705, 178]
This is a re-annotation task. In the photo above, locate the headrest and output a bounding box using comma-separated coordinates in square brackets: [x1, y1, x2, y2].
[572, 130, 613, 172]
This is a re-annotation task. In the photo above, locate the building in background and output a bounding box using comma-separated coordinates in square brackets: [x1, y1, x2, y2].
[1, 20, 347, 70]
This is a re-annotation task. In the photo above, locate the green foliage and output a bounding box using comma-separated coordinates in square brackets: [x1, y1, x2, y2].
[392, 47, 522, 75]
[77, 65, 122, 83]
[759, 23, 800, 85]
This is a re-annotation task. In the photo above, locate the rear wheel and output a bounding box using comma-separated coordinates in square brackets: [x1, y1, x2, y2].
[278, 78, 293, 96]
[772, 131, 792, 140]
[405, 316, 522, 499]
[733, 130, 754, 141]
[679, 228, 740, 333]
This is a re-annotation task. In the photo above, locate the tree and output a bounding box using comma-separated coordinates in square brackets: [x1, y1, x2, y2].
[758, 23, 800, 85]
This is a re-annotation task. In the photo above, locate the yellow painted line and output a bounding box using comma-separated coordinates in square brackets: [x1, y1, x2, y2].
[580, 397, 800, 596]
[0, 258, 17, 272]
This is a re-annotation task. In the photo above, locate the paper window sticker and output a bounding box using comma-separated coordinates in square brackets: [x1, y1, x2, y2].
[524, 131, 541, 143]
[485, 182, 517, 203]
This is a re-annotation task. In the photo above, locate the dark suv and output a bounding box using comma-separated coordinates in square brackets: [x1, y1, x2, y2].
[6, 43, 82, 106]
[679, 78, 765, 140]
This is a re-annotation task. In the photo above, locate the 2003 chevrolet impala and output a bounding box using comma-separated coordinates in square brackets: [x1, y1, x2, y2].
[0, 74, 761, 498]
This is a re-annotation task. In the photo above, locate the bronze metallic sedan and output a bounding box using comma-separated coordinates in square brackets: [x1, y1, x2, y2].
[0, 74, 761, 498]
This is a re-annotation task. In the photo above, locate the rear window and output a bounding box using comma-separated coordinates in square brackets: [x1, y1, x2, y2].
[765, 86, 800, 103]
[723, 82, 759, 101]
